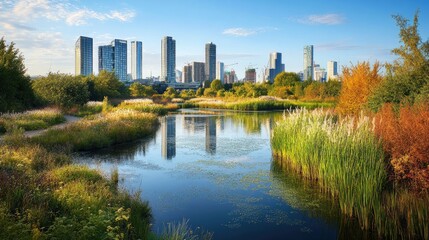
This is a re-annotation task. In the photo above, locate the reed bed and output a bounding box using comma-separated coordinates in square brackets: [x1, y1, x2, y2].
[183, 98, 332, 111]
[0, 108, 65, 133]
[32, 109, 159, 151]
[117, 99, 178, 115]
[272, 109, 428, 239]
[272, 109, 386, 229]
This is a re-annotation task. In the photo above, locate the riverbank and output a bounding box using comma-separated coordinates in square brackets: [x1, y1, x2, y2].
[0, 100, 205, 239]
[182, 97, 334, 111]
[271, 109, 429, 239]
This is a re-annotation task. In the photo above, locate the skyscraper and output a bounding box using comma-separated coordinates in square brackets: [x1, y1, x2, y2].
[161, 36, 176, 83]
[131, 41, 142, 80]
[112, 39, 127, 82]
[191, 62, 205, 83]
[98, 39, 127, 82]
[183, 64, 192, 83]
[98, 45, 114, 72]
[205, 42, 216, 82]
[245, 68, 257, 83]
[303, 45, 314, 81]
[327, 61, 338, 80]
[75, 36, 93, 76]
[266, 52, 285, 83]
[216, 62, 224, 83]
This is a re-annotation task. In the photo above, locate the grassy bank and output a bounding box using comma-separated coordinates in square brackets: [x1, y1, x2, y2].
[32, 109, 159, 151]
[0, 108, 65, 134]
[183, 97, 333, 111]
[271, 109, 428, 239]
[117, 99, 179, 115]
[0, 143, 152, 239]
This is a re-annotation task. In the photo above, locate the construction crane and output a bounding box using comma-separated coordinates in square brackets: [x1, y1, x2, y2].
[224, 63, 238, 69]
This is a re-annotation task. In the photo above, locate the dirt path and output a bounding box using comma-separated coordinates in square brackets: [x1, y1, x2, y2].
[23, 115, 81, 138]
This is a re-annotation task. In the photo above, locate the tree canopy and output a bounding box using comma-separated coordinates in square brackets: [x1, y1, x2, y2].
[0, 38, 34, 112]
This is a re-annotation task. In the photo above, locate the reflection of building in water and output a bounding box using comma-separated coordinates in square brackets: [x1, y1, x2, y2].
[216, 116, 224, 132]
[161, 116, 176, 159]
[183, 116, 206, 134]
[205, 117, 216, 154]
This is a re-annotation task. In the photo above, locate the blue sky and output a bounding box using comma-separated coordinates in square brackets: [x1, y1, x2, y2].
[1, 0, 428, 79]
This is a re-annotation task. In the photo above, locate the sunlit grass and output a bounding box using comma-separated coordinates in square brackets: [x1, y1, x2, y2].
[183, 97, 332, 111]
[32, 109, 159, 151]
[0, 108, 65, 134]
[272, 108, 428, 239]
[117, 98, 179, 115]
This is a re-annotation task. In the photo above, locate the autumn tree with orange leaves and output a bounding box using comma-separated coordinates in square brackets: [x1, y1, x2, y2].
[336, 62, 383, 115]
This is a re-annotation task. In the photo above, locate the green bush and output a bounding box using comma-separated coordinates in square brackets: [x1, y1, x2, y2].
[32, 73, 89, 109]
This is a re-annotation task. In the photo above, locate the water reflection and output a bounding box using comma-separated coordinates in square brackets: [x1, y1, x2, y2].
[161, 116, 176, 160]
[205, 117, 216, 154]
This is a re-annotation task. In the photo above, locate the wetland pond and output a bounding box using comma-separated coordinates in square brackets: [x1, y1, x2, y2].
[75, 109, 370, 239]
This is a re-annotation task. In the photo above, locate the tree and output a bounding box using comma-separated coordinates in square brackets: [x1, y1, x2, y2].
[129, 82, 156, 97]
[210, 79, 224, 91]
[0, 38, 34, 112]
[336, 62, 383, 115]
[163, 87, 178, 99]
[273, 72, 301, 87]
[196, 88, 204, 97]
[32, 73, 89, 109]
[368, 12, 429, 111]
[85, 70, 125, 100]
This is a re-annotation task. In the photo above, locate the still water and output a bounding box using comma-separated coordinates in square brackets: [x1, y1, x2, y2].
[75, 109, 365, 239]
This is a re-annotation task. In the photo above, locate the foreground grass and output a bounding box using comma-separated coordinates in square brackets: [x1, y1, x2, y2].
[0, 108, 65, 134]
[183, 97, 333, 111]
[272, 109, 428, 239]
[32, 109, 159, 151]
[0, 143, 152, 239]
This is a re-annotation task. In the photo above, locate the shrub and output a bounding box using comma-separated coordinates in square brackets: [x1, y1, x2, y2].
[32, 73, 89, 109]
[336, 62, 383, 115]
[374, 103, 429, 192]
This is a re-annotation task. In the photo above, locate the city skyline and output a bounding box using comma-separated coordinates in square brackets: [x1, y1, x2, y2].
[1, 0, 428, 79]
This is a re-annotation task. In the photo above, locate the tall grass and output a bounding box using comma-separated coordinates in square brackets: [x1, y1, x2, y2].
[158, 219, 213, 240]
[117, 98, 179, 115]
[272, 109, 429, 239]
[272, 109, 386, 228]
[183, 98, 332, 111]
[0, 108, 65, 133]
[32, 109, 159, 151]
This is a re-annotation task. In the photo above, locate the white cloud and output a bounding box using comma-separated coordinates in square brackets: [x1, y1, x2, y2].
[297, 14, 345, 25]
[223, 28, 256, 37]
[6, 0, 135, 26]
[223, 27, 278, 37]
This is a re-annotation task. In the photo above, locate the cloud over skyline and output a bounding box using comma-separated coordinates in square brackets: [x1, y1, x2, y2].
[222, 27, 278, 37]
[297, 14, 345, 25]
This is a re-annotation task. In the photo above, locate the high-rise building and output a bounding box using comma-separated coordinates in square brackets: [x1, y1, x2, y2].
[75, 36, 93, 76]
[303, 45, 314, 81]
[313, 64, 326, 82]
[266, 52, 285, 83]
[98, 39, 127, 82]
[224, 70, 237, 84]
[191, 62, 205, 83]
[205, 42, 216, 82]
[216, 62, 224, 83]
[245, 68, 256, 83]
[161, 36, 176, 83]
[131, 41, 142, 80]
[183, 64, 192, 83]
[175, 69, 182, 83]
[98, 45, 114, 72]
[327, 61, 338, 80]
